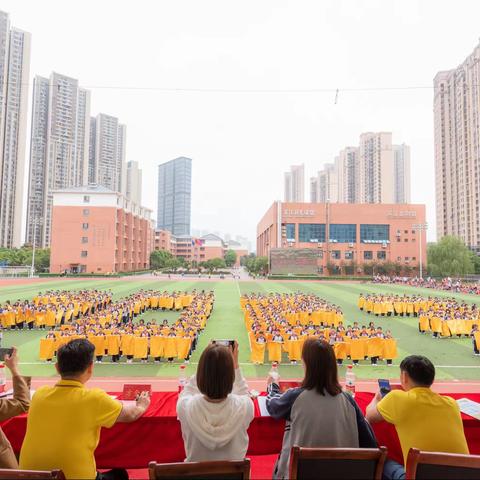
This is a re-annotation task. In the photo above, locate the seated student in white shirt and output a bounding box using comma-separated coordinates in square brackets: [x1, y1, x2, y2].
[176, 341, 254, 462]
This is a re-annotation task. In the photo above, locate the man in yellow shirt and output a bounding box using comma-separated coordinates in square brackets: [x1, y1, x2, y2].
[20, 339, 151, 480]
[366, 355, 468, 480]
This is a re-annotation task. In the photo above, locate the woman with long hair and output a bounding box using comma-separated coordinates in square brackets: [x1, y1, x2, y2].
[176, 341, 254, 461]
[266, 339, 376, 479]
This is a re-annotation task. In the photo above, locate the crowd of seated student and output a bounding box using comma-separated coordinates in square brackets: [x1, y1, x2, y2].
[359, 294, 480, 351]
[373, 275, 480, 295]
[0, 338, 474, 480]
[242, 293, 397, 366]
[38, 290, 214, 364]
[0, 289, 112, 329]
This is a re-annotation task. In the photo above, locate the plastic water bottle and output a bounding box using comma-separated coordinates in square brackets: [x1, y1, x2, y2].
[178, 364, 187, 393]
[0, 365, 6, 394]
[269, 362, 280, 383]
[345, 365, 356, 397]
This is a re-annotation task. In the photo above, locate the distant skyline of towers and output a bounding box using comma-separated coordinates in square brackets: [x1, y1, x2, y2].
[308, 132, 411, 205]
[434, 40, 480, 251]
[25, 70, 132, 248]
[0, 11, 30, 248]
[5, 5, 480, 252]
[284, 164, 305, 202]
[26, 72, 91, 248]
[157, 157, 192, 236]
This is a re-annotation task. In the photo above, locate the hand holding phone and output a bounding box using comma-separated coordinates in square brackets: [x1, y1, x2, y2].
[212, 340, 235, 348]
[1, 347, 18, 375]
[0, 347, 14, 361]
[378, 378, 391, 398]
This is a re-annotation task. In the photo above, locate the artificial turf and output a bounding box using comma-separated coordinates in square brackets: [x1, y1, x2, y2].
[0, 277, 479, 380]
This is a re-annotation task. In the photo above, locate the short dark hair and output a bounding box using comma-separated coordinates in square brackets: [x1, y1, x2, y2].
[301, 339, 342, 396]
[400, 355, 435, 387]
[57, 339, 95, 377]
[196, 344, 235, 400]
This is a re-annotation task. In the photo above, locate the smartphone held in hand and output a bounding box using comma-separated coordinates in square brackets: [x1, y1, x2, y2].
[212, 340, 235, 349]
[378, 378, 391, 397]
[0, 348, 14, 360]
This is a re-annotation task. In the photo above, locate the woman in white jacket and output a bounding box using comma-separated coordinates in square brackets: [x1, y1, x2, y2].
[176, 341, 254, 462]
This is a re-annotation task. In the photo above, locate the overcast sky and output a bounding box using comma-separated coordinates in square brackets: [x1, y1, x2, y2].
[5, 0, 480, 245]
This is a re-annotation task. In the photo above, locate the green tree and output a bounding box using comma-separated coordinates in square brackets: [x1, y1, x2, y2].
[393, 262, 403, 276]
[254, 256, 269, 275]
[362, 262, 378, 276]
[224, 249, 237, 267]
[165, 257, 183, 272]
[241, 253, 255, 267]
[150, 250, 174, 269]
[344, 260, 357, 275]
[209, 258, 226, 272]
[201, 258, 223, 274]
[243, 255, 256, 273]
[427, 236, 475, 276]
[472, 254, 480, 275]
[34, 248, 51, 272]
[0, 247, 50, 272]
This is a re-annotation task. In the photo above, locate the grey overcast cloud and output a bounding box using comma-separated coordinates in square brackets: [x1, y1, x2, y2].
[5, 0, 480, 245]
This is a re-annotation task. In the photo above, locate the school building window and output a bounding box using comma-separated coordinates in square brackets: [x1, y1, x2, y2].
[345, 250, 354, 260]
[82, 223, 89, 230]
[331, 250, 341, 259]
[298, 223, 326, 243]
[364, 251, 373, 260]
[285, 223, 296, 242]
[377, 251, 386, 260]
[360, 224, 389, 242]
[329, 224, 356, 243]
[81, 237, 88, 244]
[83, 209, 90, 215]
[80, 251, 88, 257]
[83, 195, 90, 203]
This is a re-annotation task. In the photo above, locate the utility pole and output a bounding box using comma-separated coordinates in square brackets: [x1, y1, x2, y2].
[412, 223, 428, 279]
[30, 217, 43, 278]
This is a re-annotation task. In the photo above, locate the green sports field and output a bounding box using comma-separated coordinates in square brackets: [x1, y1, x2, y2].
[1, 278, 479, 380]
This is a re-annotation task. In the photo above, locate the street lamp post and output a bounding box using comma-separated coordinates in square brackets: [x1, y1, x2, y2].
[30, 217, 43, 278]
[412, 223, 428, 279]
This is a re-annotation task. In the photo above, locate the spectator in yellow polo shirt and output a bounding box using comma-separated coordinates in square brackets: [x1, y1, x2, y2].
[19, 339, 151, 480]
[366, 355, 468, 480]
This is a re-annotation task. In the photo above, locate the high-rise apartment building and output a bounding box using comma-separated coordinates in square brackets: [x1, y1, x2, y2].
[310, 134, 410, 206]
[26, 72, 91, 247]
[317, 163, 338, 203]
[126, 160, 142, 205]
[336, 147, 359, 204]
[88, 116, 96, 184]
[88, 113, 126, 194]
[358, 132, 394, 204]
[434, 42, 480, 250]
[393, 144, 411, 203]
[284, 164, 305, 202]
[309, 177, 318, 203]
[157, 157, 192, 236]
[0, 11, 30, 247]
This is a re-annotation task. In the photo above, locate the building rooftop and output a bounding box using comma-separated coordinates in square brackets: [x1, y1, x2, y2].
[52, 184, 116, 194]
